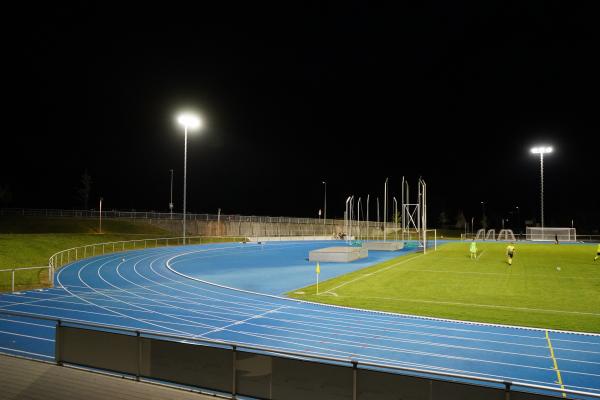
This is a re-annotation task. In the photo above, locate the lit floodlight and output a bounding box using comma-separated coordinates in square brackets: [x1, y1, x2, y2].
[530, 146, 553, 154]
[177, 113, 202, 130]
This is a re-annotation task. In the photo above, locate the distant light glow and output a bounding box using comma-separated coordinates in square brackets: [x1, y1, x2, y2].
[530, 146, 553, 154]
[177, 113, 202, 129]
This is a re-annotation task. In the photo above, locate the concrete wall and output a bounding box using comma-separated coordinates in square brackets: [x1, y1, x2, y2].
[148, 219, 394, 239]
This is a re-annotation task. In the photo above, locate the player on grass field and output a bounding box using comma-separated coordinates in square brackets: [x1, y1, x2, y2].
[506, 242, 516, 265]
[595, 243, 600, 261]
[469, 239, 478, 259]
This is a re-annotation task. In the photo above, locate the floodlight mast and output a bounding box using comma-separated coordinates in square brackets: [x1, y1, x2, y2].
[530, 146, 553, 230]
[177, 113, 203, 244]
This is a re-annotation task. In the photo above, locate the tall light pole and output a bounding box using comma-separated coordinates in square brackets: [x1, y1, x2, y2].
[177, 113, 202, 244]
[530, 146, 553, 229]
[384, 178, 388, 241]
[322, 181, 327, 225]
[99, 197, 103, 234]
[480, 201, 486, 229]
[169, 169, 174, 219]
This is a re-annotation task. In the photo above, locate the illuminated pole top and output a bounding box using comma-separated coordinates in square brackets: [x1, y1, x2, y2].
[177, 113, 202, 130]
[530, 146, 553, 154]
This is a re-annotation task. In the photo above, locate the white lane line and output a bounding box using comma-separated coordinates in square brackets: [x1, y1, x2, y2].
[0, 347, 54, 359]
[201, 305, 288, 337]
[0, 317, 55, 329]
[57, 253, 201, 336]
[0, 330, 54, 342]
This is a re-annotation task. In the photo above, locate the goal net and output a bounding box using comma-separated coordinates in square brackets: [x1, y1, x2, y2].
[475, 229, 486, 240]
[497, 229, 516, 241]
[526, 227, 577, 242]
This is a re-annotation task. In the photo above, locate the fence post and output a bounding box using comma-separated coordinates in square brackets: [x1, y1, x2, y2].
[75, 248, 78, 260]
[55, 320, 63, 366]
[504, 382, 511, 400]
[11, 269, 15, 292]
[352, 361, 357, 400]
[136, 331, 142, 382]
[232, 345, 237, 398]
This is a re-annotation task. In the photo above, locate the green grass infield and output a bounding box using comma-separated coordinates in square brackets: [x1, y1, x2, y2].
[288, 241, 600, 333]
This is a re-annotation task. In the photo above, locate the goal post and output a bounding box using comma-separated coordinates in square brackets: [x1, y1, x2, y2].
[526, 227, 577, 242]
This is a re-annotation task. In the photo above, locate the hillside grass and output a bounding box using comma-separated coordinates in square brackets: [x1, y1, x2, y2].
[0, 216, 242, 291]
[288, 241, 600, 333]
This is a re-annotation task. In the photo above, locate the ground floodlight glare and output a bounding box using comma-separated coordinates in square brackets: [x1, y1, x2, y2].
[177, 113, 202, 129]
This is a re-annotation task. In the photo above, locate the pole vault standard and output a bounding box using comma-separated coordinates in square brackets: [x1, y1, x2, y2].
[401, 177, 427, 250]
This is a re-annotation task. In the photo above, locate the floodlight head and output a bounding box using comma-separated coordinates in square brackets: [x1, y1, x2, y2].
[530, 146, 553, 154]
[177, 113, 202, 130]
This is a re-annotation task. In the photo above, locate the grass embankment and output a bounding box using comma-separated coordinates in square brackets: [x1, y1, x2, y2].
[288, 242, 600, 333]
[0, 216, 241, 291]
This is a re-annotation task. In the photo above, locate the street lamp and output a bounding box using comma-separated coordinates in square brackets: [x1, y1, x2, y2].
[99, 197, 103, 234]
[480, 201, 486, 229]
[169, 169, 174, 219]
[530, 146, 553, 229]
[177, 112, 203, 244]
[322, 181, 327, 225]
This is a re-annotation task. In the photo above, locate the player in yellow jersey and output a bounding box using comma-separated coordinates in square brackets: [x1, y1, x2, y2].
[469, 239, 478, 259]
[595, 243, 600, 261]
[506, 242, 516, 265]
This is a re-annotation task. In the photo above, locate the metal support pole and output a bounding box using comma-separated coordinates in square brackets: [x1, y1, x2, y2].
[136, 331, 142, 382]
[232, 345, 237, 398]
[11, 269, 15, 292]
[183, 126, 188, 245]
[540, 153, 545, 230]
[56, 320, 63, 366]
[352, 361, 358, 400]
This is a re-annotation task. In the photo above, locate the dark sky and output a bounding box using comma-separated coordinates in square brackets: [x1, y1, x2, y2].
[3, 2, 599, 231]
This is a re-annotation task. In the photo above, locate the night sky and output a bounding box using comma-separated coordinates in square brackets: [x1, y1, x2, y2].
[3, 2, 599, 231]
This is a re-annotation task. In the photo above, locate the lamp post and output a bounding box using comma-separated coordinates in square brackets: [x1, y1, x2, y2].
[99, 197, 103, 234]
[530, 146, 553, 229]
[169, 169, 174, 219]
[322, 181, 327, 225]
[480, 201, 486, 229]
[177, 113, 202, 244]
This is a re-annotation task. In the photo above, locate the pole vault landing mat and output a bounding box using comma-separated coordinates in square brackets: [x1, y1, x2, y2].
[308, 246, 368, 262]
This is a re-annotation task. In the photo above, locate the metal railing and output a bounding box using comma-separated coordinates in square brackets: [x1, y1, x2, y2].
[1, 207, 402, 228]
[1, 309, 597, 400]
[0, 266, 51, 292]
[47, 235, 246, 286]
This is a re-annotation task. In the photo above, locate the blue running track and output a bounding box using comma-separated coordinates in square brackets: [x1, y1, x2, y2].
[0, 241, 598, 397]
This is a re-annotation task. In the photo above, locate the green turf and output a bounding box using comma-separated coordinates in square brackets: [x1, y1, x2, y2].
[0, 216, 169, 234]
[0, 216, 245, 291]
[288, 242, 600, 333]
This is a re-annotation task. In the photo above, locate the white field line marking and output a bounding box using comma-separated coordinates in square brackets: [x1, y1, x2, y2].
[332, 295, 600, 317]
[57, 253, 203, 336]
[238, 316, 600, 359]
[215, 325, 600, 381]
[323, 254, 424, 294]
[165, 250, 600, 341]
[0, 317, 55, 329]
[0, 346, 54, 359]
[232, 323, 600, 369]
[0, 329, 54, 342]
[55, 244, 600, 360]
[201, 305, 288, 337]
[91, 258, 217, 331]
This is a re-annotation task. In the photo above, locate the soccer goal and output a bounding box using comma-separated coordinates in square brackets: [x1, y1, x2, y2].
[497, 229, 516, 241]
[485, 229, 496, 240]
[475, 229, 486, 240]
[526, 227, 577, 242]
